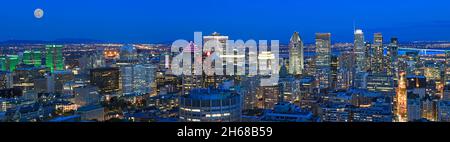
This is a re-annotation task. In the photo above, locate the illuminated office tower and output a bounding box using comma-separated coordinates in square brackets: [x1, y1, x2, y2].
[90, 67, 120, 95]
[0, 55, 19, 72]
[395, 72, 407, 122]
[330, 55, 338, 90]
[444, 51, 450, 101]
[23, 50, 42, 67]
[179, 42, 203, 95]
[289, 32, 304, 75]
[132, 64, 156, 94]
[338, 52, 355, 89]
[364, 42, 372, 71]
[353, 29, 366, 72]
[370, 33, 384, 73]
[444, 51, 450, 90]
[315, 33, 332, 92]
[203, 32, 229, 76]
[45, 45, 64, 72]
[387, 38, 399, 76]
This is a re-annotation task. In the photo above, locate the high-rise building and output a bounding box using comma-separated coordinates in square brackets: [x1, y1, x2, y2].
[288, 32, 304, 75]
[45, 45, 64, 72]
[203, 32, 229, 76]
[0, 55, 19, 72]
[315, 33, 332, 92]
[90, 67, 120, 95]
[178, 42, 204, 95]
[337, 52, 355, 89]
[395, 72, 407, 122]
[23, 50, 42, 67]
[330, 55, 339, 90]
[387, 37, 399, 77]
[353, 29, 366, 72]
[370, 33, 384, 73]
[444, 51, 450, 99]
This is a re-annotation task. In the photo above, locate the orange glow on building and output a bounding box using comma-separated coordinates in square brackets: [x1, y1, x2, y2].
[395, 71, 408, 122]
[104, 50, 120, 59]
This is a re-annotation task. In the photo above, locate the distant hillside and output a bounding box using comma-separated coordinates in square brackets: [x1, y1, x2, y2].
[0, 38, 106, 45]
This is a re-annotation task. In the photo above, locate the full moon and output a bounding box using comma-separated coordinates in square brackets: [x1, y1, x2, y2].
[34, 8, 44, 19]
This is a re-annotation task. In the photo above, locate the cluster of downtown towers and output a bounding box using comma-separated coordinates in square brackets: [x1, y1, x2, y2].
[1, 28, 450, 122]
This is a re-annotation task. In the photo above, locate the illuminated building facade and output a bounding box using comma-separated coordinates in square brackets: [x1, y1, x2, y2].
[23, 50, 42, 67]
[0, 55, 19, 72]
[395, 72, 407, 122]
[289, 32, 304, 75]
[45, 45, 64, 72]
[89, 67, 120, 95]
[366, 73, 395, 94]
[353, 29, 366, 72]
[315, 33, 332, 91]
[370, 33, 384, 73]
[179, 87, 242, 122]
[13, 66, 47, 94]
[387, 37, 399, 77]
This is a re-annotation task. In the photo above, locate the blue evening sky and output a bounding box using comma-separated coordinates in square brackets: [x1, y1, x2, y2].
[1, 0, 450, 43]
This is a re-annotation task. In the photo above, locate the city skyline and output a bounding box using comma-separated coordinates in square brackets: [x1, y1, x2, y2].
[2, 0, 450, 43]
[3, 0, 450, 124]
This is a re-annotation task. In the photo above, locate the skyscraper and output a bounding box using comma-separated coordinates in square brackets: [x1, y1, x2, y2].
[395, 72, 407, 122]
[0, 55, 19, 72]
[315, 33, 332, 92]
[353, 29, 366, 72]
[289, 32, 304, 75]
[387, 37, 399, 77]
[45, 45, 64, 72]
[370, 33, 384, 73]
[23, 50, 42, 67]
[330, 55, 338, 90]
[203, 32, 229, 76]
